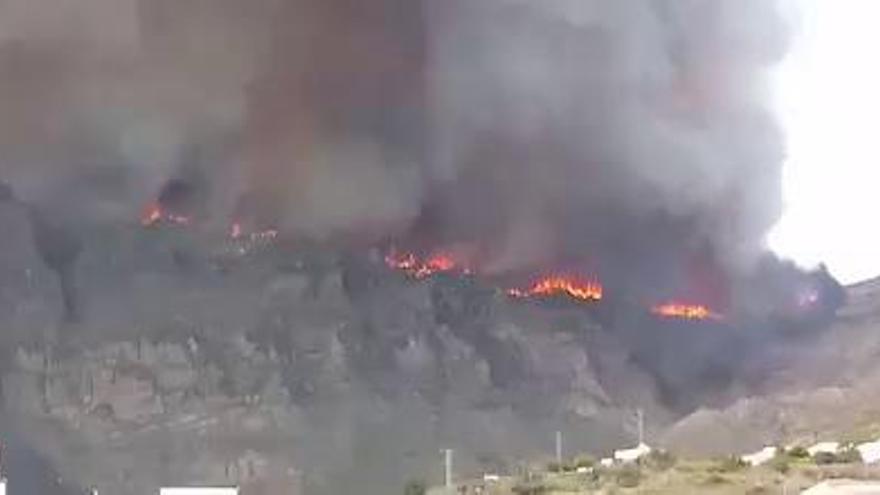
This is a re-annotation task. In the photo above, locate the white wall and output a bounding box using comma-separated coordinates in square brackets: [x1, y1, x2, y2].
[160, 488, 238, 495]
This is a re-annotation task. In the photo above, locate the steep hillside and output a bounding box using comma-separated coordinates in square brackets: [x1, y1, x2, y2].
[0, 205, 855, 494]
[665, 278, 880, 455]
[0, 214, 671, 495]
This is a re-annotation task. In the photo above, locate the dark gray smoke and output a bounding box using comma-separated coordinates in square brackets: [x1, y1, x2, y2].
[0, 0, 790, 282]
[0, 2, 805, 492]
[0, 0, 268, 222]
[425, 0, 788, 277]
[242, 0, 791, 290]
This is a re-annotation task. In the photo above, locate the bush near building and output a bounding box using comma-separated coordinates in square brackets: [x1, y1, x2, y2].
[404, 480, 426, 495]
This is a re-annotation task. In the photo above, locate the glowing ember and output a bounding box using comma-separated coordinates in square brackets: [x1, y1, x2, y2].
[418, 254, 457, 277]
[797, 287, 821, 309]
[229, 221, 279, 242]
[141, 203, 190, 227]
[385, 249, 467, 279]
[142, 204, 162, 226]
[385, 250, 417, 270]
[230, 222, 243, 239]
[507, 276, 604, 302]
[651, 302, 721, 321]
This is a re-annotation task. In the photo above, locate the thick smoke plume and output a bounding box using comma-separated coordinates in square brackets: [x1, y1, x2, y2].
[0, 0, 790, 293]
[426, 1, 788, 276]
[0, 2, 807, 493]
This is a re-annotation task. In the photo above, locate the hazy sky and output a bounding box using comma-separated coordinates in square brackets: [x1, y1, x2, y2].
[770, 0, 880, 284]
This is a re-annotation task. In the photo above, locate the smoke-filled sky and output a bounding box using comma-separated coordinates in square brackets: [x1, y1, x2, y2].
[770, 0, 880, 284]
[0, 0, 795, 289]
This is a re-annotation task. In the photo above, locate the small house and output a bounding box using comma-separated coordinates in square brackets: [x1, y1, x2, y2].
[613, 443, 652, 464]
[808, 442, 841, 456]
[742, 446, 777, 466]
[857, 440, 880, 464]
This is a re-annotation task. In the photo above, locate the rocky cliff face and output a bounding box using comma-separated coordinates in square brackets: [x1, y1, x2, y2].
[0, 213, 668, 495]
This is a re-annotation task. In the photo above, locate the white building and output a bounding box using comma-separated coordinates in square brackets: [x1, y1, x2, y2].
[1, 477, 6, 495]
[857, 440, 880, 464]
[742, 446, 778, 466]
[613, 443, 652, 464]
[160, 488, 239, 495]
[808, 442, 841, 457]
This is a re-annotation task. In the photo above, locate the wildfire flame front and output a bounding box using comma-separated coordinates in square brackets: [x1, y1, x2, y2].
[384, 249, 467, 279]
[507, 276, 604, 302]
[380, 248, 728, 321]
[651, 302, 722, 321]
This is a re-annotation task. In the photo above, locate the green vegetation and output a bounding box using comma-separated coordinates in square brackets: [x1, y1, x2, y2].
[713, 455, 748, 473]
[745, 486, 773, 495]
[837, 447, 864, 463]
[786, 446, 810, 460]
[642, 449, 677, 471]
[433, 438, 880, 494]
[404, 480, 427, 495]
[615, 465, 642, 488]
[511, 482, 550, 495]
[814, 447, 862, 465]
[574, 455, 596, 470]
[770, 454, 790, 474]
[703, 473, 730, 485]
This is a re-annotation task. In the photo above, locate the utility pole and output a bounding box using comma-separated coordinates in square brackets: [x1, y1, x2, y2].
[555, 431, 563, 466]
[637, 409, 645, 445]
[0, 441, 5, 495]
[444, 449, 453, 489]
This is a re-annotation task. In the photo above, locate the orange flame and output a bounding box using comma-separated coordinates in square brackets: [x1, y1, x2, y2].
[141, 203, 162, 226]
[385, 249, 467, 279]
[141, 203, 190, 227]
[382, 245, 724, 321]
[651, 302, 721, 321]
[230, 222, 243, 239]
[507, 276, 604, 302]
